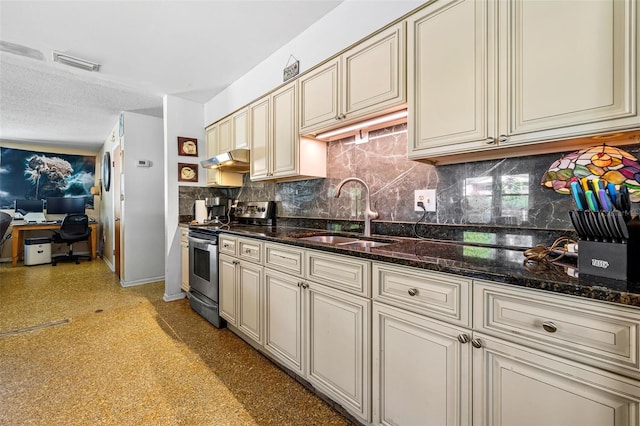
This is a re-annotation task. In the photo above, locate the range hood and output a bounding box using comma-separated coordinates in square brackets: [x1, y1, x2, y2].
[200, 149, 250, 173]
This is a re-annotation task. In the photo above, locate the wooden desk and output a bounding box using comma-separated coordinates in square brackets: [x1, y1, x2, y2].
[11, 222, 98, 267]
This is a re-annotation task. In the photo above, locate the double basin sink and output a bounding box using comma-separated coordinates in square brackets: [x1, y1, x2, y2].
[294, 234, 396, 248]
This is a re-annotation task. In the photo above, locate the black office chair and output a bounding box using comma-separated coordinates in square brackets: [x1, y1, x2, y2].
[51, 214, 92, 265]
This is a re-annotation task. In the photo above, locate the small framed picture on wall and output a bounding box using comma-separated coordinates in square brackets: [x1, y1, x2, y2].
[178, 163, 198, 182]
[177, 137, 198, 156]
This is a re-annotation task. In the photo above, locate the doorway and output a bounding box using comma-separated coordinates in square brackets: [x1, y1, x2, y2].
[113, 146, 122, 278]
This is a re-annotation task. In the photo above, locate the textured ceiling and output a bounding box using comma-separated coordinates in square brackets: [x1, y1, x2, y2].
[0, 0, 343, 151]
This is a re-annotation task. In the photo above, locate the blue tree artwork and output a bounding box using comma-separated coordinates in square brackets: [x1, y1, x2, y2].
[0, 147, 96, 209]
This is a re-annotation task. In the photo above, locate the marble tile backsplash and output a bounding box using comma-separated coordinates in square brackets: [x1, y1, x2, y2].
[182, 124, 640, 230]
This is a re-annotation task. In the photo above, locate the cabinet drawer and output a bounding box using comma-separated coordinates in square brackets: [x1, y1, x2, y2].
[219, 234, 237, 256]
[306, 250, 371, 297]
[237, 237, 263, 264]
[181, 228, 189, 244]
[373, 262, 471, 327]
[474, 280, 640, 378]
[264, 242, 304, 276]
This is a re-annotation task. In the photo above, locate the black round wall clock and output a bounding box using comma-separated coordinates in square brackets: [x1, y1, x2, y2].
[102, 152, 111, 192]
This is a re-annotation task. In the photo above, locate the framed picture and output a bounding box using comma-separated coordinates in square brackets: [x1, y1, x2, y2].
[177, 137, 198, 156]
[178, 163, 198, 182]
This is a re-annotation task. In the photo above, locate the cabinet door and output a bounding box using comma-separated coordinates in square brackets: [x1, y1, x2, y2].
[232, 107, 249, 149]
[407, 0, 493, 158]
[249, 96, 270, 180]
[237, 261, 264, 344]
[219, 254, 238, 326]
[343, 22, 405, 121]
[306, 282, 371, 422]
[218, 117, 233, 154]
[263, 269, 304, 375]
[299, 58, 340, 133]
[205, 124, 219, 185]
[502, 0, 638, 143]
[271, 81, 298, 178]
[473, 334, 640, 426]
[181, 238, 189, 292]
[373, 302, 471, 426]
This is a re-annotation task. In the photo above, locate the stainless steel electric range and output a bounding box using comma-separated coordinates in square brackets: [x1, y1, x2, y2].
[187, 201, 275, 328]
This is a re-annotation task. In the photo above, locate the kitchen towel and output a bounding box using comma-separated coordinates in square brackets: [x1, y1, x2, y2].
[195, 200, 207, 224]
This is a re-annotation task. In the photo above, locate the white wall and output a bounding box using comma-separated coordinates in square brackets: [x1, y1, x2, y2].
[203, 0, 423, 124]
[163, 95, 205, 301]
[120, 112, 165, 286]
[98, 123, 119, 270]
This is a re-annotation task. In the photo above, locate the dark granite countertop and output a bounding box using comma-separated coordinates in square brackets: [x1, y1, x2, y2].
[200, 224, 640, 308]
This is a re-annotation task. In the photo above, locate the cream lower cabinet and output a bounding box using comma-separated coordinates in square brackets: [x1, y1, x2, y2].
[219, 252, 264, 344]
[373, 302, 472, 426]
[180, 228, 189, 292]
[372, 263, 640, 426]
[306, 282, 371, 423]
[262, 243, 371, 423]
[408, 0, 639, 162]
[473, 333, 640, 426]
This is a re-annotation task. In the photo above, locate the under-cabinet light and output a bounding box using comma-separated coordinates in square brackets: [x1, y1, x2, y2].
[315, 109, 408, 141]
[52, 51, 100, 72]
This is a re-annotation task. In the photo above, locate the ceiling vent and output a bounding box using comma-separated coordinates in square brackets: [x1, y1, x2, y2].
[52, 51, 100, 72]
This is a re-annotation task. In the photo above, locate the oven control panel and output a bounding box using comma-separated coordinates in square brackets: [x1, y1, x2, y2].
[234, 201, 275, 220]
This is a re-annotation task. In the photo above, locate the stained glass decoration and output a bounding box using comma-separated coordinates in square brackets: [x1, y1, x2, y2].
[541, 144, 640, 202]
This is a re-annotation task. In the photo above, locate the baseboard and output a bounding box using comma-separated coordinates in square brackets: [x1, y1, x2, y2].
[120, 275, 164, 288]
[163, 291, 187, 302]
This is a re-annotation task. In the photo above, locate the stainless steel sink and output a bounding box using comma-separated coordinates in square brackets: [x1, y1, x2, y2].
[297, 235, 359, 244]
[337, 240, 390, 248]
[295, 234, 394, 248]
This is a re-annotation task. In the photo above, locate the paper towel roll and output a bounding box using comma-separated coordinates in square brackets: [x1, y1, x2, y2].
[195, 200, 207, 224]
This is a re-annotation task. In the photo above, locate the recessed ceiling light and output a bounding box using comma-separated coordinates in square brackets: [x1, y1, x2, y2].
[52, 51, 100, 72]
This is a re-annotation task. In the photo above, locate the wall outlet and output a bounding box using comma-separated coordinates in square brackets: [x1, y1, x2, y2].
[414, 189, 436, 212]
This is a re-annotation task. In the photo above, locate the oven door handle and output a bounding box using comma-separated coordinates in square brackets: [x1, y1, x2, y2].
[188, 236, 217, 248]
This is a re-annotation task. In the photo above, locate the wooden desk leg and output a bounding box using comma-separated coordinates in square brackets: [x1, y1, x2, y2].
[11, 228, 21, 267]
[90, 225, 97, 259]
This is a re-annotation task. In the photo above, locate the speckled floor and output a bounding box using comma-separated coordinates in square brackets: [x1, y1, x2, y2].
[0, 260, 351, 425]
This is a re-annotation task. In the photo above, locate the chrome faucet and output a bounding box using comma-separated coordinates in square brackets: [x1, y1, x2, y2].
[333, 177, 378, 237]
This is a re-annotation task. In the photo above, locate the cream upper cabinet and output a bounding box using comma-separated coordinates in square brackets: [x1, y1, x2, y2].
[250, 81, 326, 182]
[232, 107, 249, 149]
[500, 0, 638, 144]
[300, 22, 406, 136]
[205, 123, 218, 158]
[271, 82, 298, 178]
[204, 123, 243, 187]
[407, 0, 493, 158]
[218, 117, 233, 154]
[208, 107, 248, 154]
[408, 0, 639, 162]
[249, 95, 270, 180]
[299, 59, 340, 133]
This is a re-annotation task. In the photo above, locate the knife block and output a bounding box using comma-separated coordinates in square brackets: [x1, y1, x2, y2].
[577, 217, 640, 281]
